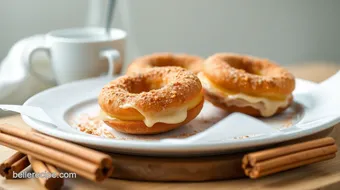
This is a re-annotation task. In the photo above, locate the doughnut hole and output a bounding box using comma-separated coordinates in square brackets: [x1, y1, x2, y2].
[221, 55, 263, 75]
[127, 79, 166, 94]
[126, 77, 165, 94]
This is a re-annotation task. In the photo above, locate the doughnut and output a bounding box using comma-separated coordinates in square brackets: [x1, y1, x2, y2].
[98, 67, 204, 134]
[126, 53, 203, 75]
[199, 53, 295, 117]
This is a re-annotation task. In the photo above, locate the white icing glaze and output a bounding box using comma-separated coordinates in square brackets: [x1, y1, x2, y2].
[226, 93, 290, 117]
[100, 94, 202, 127]
[198, 73, 290, 117]
[120, 103, 188, 127]
[98, 110, 117, 121]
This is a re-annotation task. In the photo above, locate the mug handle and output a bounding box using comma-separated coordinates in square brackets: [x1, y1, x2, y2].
[100, 49, 121, 77]
[23, 43, 56, 85]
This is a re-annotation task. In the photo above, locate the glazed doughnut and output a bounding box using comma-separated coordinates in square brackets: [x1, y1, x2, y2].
[126, 53, 203, 75]
[199, 53, 295, 117]
[98, 67, 204, 134]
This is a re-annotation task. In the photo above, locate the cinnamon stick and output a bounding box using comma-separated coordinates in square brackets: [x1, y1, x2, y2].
[1, 141, 99, 181]
[0, 125, 112, 167]
[248, 154, 336, 178]
[243, 137, 337, 179]
[0, 152, 29, 179]
[0, 124, 114, 181]
[28, 156, 64, 190]
[243, 137, 335, 167]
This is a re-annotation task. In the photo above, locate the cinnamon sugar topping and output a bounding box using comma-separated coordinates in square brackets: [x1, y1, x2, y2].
[99, 67, 202, 116]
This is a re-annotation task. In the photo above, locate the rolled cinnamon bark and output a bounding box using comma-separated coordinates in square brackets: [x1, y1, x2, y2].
[253, 144, 337, 171]
[28, 156, 64, 190]
[0, 124, 114, 181]
[243, 137, 335, 167]
[242, 137, 338, 179]
[248, 154, 336, 178]
[0, 125, 112, 167]
[0, 152, 29, 179]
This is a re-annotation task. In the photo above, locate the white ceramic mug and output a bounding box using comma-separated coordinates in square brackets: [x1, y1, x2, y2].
[24, 27, 126, 84]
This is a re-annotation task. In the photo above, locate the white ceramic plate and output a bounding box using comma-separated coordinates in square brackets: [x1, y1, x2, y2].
[21, 77, 339, 157]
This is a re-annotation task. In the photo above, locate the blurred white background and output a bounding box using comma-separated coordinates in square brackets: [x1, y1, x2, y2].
[120, 0, 340, 65]
[1, 0, 340, 65]
[0, 0, 339, 111]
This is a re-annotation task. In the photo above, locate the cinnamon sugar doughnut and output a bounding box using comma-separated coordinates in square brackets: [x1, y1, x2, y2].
[126, 53, 203, 75]
[199, 53, 295, 117]
[98, 67, 204, 134]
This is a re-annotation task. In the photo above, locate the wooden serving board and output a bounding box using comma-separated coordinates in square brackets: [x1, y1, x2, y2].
[108, 127, 334, 181]
[110, 152, 245, 181]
